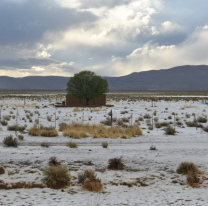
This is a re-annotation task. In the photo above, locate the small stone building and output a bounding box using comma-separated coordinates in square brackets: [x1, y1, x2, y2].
[66, 94, 106, 106]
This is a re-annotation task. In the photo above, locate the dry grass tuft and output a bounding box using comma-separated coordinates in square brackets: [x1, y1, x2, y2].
[187, 171, 200, 188]
[177, 162, 199, 175]
[61, 122, 142, 139]
[184, 105, 198, 108]
[108, 157, 125, 170]
[83, 181, 103, 192]
[29, 126, 58, 137]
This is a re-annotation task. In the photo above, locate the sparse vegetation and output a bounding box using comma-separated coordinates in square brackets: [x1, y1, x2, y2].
[29, 126, 58, 137]
[41, 142, 50, 148]
[102, 141, 108, 148]
[197, 116, 207, 123]
[66, 142, 78, 148]
[49, 156, 61, 166]
[3, 135, 18, 147]
[176, 162, 199, 175]
[42, 166, 70, 189]
[108, 157, 125, 170]
[165, 126, 176, 135]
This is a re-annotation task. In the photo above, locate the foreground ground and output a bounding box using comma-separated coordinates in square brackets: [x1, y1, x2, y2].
[0, 93, 208, 205]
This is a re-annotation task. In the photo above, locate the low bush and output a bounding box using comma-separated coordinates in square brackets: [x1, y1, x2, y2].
[3, 116, 10, 121]
[61, 123, 142, 139]
[1, 120, 8, 126]
[186, 120, 197, 127]
[78, 169, 102, 192]
[102, 141, 108, 148]
[160, 122, 169, 127]
[187, 171, 200, 187]
[47, 116, 52, 121]
[41, 142, 50, 148]
[203, 126, 208, 132]
[108, 157, 125, 170]
[49, 156, 61, 166]
[150, 145, 156, 150]
[197, 116, 207, 123]
[18, 135, 24, 141]
[165, 126, 176, 135]
[155, 123, 162, 128]
[143, 114, 151, 119]
[29, 126, 58, 137]
[42, 166, 70, 189]
[138, 117, 144, 121]
[3, 135, 18, 147]
[176, 162, 199, 175]
[154, 117, 159, 123]
[7, 124, 26, 132]
[100, 117, 112, 126]
[66, 142, 78, 148]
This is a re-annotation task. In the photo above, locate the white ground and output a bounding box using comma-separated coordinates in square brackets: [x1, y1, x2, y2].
[0, 95, 208, 206]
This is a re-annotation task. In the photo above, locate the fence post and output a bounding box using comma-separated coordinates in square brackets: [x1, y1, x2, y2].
[152, 114, 154, 130]
[55, 112, 56, 129]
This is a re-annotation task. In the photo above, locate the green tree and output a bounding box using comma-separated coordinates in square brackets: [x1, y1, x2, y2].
[66, 71, 109, 105]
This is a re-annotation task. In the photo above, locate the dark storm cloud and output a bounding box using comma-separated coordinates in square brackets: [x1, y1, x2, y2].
[0, 58, 60, 69]
[0, 0, 97, 46]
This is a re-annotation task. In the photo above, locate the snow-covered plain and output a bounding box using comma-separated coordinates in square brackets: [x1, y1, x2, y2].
[0, 94, 208, 206]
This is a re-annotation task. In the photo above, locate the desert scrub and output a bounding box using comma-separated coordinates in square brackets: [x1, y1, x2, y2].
[203, 126, 208, 132]
[18, 135, 24, 141]
[47, 115, 52, 121]
[160, 122, 170, 127]
[176, 162, 199, 175]
[108, 157, 125, 170]
[150, 145, 157, 150]
[3, 135, 18, 147]
[186, 120, 197, 127]
[3, 115, 10, 121]
[1, 120, 8, 126]
[143, 114, 151, 119]
[29, 126, 58, 137]
[7, 124, 25, 132]
[100, 117, 116, 126]
[102, 141, 108, 148]
[61, 123, 142, 139]
[187, 171, 200, 188]
[165, 126, 176, 135]
[49, 156, 61, 166]
[42, 166, 70, 189]
[155, 123, 162, 128]
[78, 169, 102, 192]
[197, 116, 207, 123]
[66, 142, 78, 148]
[41, 142, 50, 148]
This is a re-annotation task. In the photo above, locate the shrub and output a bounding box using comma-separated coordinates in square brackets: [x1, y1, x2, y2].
[47, 115, 52, 121]
[7, 124, 25, 132]
[3, 116, 10, 121]
[100, 118, 112, 126]
[41, 142, 50, 148]
[197, 116, 207, 123]
[154, 117, 158, 122]
[83, 181, 103, 192]
[143, 114, 151, 119]
[165, 126, 176, 135]
[29, 126, 58, 137]
[155, 123, 162, 128]
[42, 166, 70, 189]
[186, 120, 197, 127]
[49, 156, 61, 166]
[150, 145, 156, 150]
[203, 126, 208, 132]
[18, 135, 24, 141]
[102, 141, 108, 148]
[187, 171, 200, 187]
[66, 142, 78, 148]
[138, 117, 144, 121]
[59, 123, 68, 131]
[108, 157, 124, 170]
[78, 169, 102, 192]
[3, 135, 18, 147]
[160, 122, 169, 127]
[176, 162, 199, 175]
[168, 116, 172, 119]
[185, 114, 190, 118]
[1, 120, 8, 126]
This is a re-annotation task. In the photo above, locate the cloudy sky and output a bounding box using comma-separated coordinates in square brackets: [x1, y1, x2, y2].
[0, 0, 208, 77]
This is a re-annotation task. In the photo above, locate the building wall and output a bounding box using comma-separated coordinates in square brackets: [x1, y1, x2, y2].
[66, 94, 106, 106]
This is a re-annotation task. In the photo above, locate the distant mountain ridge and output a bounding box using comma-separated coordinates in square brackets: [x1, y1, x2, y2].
[0, 65, 208, 91]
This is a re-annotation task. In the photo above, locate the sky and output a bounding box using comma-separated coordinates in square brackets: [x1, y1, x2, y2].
[0, 0, 208, 77]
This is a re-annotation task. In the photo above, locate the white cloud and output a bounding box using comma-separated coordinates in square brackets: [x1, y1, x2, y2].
[105, 26, 208, 76]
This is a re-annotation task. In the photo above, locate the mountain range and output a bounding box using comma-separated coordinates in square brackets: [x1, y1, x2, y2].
[0, 65, 208, 91]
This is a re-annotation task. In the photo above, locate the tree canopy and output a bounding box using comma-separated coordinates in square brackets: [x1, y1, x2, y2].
[66, 71, 109, 105]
